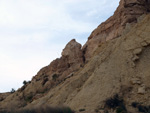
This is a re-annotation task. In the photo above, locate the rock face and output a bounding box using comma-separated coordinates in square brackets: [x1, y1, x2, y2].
[29, 39, 84, 95]
[0, 93, 10, 102]
[1, 0, 150, 113]
[82, 0, 150, 61]
[61, 39, 84, 70]
[21, 14, 150, 113]
[29, 14, 150, 113]
[47, 39, 83, 79]
[0, 39, 84, 111]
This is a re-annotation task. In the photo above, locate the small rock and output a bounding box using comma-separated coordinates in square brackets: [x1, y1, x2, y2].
[131, 78, 142, 85]
[138, 84, 146, 94]
[141, 42, 148, 47]
[131, 62, 136, 68]
[133, 48, 142, 55]
[132, 55, 139, 61]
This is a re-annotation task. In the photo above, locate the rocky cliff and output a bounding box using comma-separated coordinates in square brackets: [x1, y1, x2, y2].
[82, 0, 150, 61]
[0, 0, 150, 113]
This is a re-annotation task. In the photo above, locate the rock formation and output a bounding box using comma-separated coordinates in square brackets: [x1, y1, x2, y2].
[82, 0, 150, 61]
[27, 14, 150, 113]
[0, 39, 84, 111]
[0, 0, 150, 113]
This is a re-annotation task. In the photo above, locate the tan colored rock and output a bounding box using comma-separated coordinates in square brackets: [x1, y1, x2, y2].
[61, 39, 84, 68]
[1, 1, 150, 113]
[141, 41, 148, 46]
[133, 48, 142, 55]
[0, 39, 85, 111]
[131, 78, 142, 85]
[138, 84, 146, 94]
[82, 0, 150, 62]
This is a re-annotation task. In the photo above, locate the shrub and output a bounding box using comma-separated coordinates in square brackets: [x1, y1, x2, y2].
[10, 88, 15, 93]
[52, 74, 59, 81]
[105, 94, 122, 109]
[23, 80, 27, 85]
[138, 105, 147, 112]
[131, 102, 139, 108]
[104, 94, 127, 113]
[131, 102, 150, 113]
[138, 105, 150, 113]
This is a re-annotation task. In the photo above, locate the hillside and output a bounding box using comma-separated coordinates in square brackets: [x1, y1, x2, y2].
[0, 0, 150, 113]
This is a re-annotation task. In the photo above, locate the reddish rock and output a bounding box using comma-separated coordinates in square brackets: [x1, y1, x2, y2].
[49, 39, 84, 78]
[31, 39, 84, 92]
[82, 0, 150, 62]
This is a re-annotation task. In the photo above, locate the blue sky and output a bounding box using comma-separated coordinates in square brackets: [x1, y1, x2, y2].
[0, 0, 120, 92]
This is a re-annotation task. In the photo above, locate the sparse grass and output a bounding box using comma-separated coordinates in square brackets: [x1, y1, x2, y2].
[105, 94, 122, 109]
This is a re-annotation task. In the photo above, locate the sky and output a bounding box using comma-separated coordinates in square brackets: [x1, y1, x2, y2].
[0, 0, 120, 93]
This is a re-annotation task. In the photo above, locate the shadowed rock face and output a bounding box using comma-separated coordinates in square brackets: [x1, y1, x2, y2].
[82, 0, 150, 62]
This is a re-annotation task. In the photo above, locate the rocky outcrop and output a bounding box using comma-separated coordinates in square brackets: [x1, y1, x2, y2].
[82, 0, 150, 61]
[35, 39, 84, 81]
[50, 39, 84, 77]
[25, 14, 150, 113]
[0, 39, 84, 111]
[62, 39, 84, 65]
[1, 0, 150, 112]
[26, 39, 84, 99]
